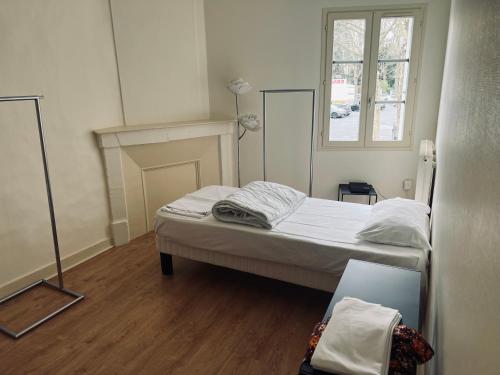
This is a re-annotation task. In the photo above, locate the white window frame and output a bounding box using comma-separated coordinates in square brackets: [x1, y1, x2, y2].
[319, 5, 424, 150]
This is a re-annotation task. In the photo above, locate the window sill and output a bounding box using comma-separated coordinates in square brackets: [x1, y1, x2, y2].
[318, 143, 413, 152]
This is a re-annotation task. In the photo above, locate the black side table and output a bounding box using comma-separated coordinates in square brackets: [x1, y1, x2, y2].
[338, 184, 378, 205]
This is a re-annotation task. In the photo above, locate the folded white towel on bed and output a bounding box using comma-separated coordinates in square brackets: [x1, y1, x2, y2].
[311, 297, 401, 375]
[212, 181, 306, 229]
[161, 185, 238, 218]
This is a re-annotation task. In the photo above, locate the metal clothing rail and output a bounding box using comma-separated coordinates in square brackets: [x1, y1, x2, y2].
[260, 89, 316, 197]
[0, 95, 84, 339]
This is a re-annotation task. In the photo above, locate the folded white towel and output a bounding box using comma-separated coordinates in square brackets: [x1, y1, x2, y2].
[160, 185, 239, 218]
[311, 297, 401, 375]
[161, 206, 208, 219]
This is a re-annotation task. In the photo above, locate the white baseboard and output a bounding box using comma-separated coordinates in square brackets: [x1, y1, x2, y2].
[0, 238, 113, 298]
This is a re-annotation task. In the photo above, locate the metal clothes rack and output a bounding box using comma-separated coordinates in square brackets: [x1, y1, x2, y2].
[0, 95, 84, 339]
[260, 89, 316, 197]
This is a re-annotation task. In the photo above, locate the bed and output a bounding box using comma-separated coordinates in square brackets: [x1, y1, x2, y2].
[154, 185, 430, 292]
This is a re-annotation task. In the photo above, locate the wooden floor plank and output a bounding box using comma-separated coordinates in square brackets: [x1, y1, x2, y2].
[0, 232, 331, 374]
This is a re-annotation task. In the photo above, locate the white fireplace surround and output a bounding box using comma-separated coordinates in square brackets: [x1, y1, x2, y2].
[94, 119, 236, 246]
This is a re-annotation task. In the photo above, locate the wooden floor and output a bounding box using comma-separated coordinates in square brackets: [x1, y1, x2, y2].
[0, 233, 331, 375]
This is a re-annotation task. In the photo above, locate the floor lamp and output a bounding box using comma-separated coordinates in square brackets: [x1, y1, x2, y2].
[227, 79, 261, 187]
[0, 95, 84, 339]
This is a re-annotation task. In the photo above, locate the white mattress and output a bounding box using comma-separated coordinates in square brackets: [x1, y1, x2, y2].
[154, 186, 429, 277]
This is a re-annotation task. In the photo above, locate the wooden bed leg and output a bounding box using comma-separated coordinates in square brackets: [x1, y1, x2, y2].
[160, 253, 173, 275]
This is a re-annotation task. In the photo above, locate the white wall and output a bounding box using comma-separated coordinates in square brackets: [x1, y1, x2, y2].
[110, 0, 210, 125]
[427, 0, 500, 373]
[0, 0, 216, 293]
[204, 0, 450, 199]
[0, 0, 123, 292]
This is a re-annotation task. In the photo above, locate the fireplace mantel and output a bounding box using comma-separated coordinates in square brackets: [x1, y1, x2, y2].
[94, 119, 235, 245]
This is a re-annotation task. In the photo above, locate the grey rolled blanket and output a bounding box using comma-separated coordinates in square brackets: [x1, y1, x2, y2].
[211, 181, 306, 229]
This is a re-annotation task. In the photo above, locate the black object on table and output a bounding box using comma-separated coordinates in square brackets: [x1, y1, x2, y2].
[299, 259, 422, 375]
[338, 183, 378, 205]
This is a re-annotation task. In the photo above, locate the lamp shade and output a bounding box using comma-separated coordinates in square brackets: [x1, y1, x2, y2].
[238, 113, 261, 131]
[227, 78, 252, 95]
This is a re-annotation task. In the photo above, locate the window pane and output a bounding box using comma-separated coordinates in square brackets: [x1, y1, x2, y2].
[372, 102, 406, 141]
[333, 19, 365, 61]
[330, 18, 365, 142]
[376, 61, 410, 101]
[330, 63, 363, 141]
[372, 16, 414, 143]
[378, 17, 414, 60]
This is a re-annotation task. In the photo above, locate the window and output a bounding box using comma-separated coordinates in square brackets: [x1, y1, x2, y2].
[320, 7, 423, 149]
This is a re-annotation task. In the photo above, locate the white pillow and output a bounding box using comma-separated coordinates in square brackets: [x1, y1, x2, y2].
[356, 198, 431, 249]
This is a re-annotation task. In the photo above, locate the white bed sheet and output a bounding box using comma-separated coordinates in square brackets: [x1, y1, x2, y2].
[154, 186, 429, 277]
